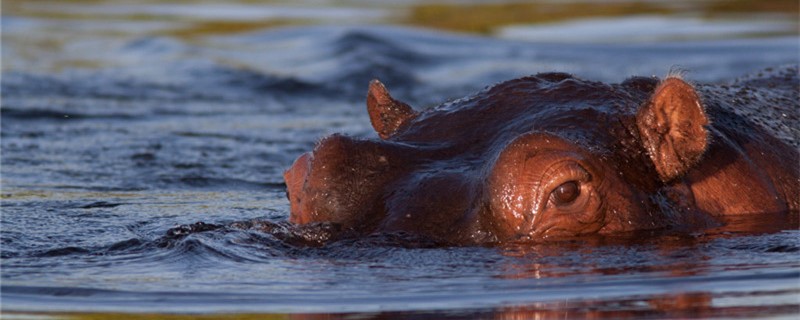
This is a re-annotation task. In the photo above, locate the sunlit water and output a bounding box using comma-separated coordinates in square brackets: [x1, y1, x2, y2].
[2, 3, 800, 318]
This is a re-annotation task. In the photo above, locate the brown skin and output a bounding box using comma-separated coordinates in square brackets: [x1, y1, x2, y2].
[284, 66, 799, 244]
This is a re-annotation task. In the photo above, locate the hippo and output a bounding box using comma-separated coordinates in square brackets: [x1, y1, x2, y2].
[284, 66, 799, 244]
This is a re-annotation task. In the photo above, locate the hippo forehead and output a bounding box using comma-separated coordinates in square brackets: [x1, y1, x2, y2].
[391, 73, 658, 154]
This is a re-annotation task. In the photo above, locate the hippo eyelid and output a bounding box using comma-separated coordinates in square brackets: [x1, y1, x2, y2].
[523, 158, 591, 228]
[540, 161, 590, 191]
[537, 161, 591, 207]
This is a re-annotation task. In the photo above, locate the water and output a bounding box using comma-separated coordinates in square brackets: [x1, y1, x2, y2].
[2, 1, 799, 318]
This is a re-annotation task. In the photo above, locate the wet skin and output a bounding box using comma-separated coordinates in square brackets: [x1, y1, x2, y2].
[284, 66, 799, 244]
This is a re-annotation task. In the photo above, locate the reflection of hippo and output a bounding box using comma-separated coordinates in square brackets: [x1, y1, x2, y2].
[284, 66, 799, 244]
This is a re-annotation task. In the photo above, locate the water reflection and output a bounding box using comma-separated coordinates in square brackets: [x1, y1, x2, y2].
[498, 212, 798, 280]
[491, 291, 793, 320]
[285, 291, 797, 319]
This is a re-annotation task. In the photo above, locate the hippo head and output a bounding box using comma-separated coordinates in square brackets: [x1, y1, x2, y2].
[284, 73, 709, 244]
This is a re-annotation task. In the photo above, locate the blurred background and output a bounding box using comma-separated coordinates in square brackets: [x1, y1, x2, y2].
[4, 0, 798, 73]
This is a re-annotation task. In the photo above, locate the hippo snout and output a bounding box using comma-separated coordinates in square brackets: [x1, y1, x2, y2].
[284, 134, 408, 229]
[284, 152, 312, 224]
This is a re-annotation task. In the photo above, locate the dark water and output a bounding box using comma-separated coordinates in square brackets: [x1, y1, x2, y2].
[2, 12, 800, 318]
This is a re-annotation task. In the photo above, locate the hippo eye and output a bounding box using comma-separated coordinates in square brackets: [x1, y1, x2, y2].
[552, 181, 580, 205]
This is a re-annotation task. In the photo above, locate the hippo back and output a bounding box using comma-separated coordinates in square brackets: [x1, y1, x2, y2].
[703, 65, 799, 149]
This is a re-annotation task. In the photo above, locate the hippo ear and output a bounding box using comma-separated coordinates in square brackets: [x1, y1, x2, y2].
[636, 77, 709, 182]
[367, 79, 418, 139]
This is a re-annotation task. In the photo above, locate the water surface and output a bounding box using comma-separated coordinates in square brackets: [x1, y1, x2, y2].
[2, 1, 799, 318]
